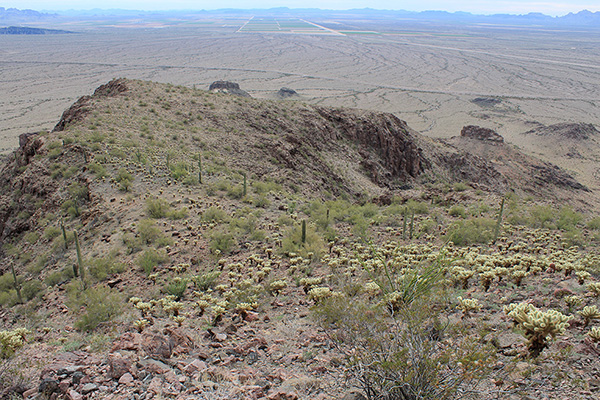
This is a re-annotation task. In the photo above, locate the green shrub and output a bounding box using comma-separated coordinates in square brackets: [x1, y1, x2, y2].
[282, 221, 324, 259]
[23, 231, 40, 244]
[170, 162, 189, 181]
[43, 226, 61, 241]
[21, 280, 44, 301]
[191, 271, 220, 291]
[449, 205, 466, 218]
[89, 255, 125, 281]
[164, 278, 188, 300]
[146, 198, 170, 218]
[137, 248, 168, 275]
[557, 206, 583, 231]
[314, 258, 492, 399]
[68, 285, 123, 332]
[445, 218, 496, 246]
[202, 206, 229, 223]
[44, 267, 74, 287]
[88, 162, 107, 178]
[210, 229, 235, 255]
[587, 217, 600, 230]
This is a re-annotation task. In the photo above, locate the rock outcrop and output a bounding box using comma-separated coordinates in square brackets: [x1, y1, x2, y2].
[208, 81, 251, 98]
[277, 87, 299, 99]
[460, 125, 504, 143]
[54, 79, 128, 132]
[524, 123, 599, 140]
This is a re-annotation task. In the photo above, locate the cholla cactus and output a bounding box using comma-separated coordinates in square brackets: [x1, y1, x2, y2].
[269, 280, 287, 295]
[589, 327, 600, 342]
[511, 270, 527, 286]
[575, 271, 591, 285]
[307, 287, 333, 303]
[451, 266, 474, 289]
[504, 302, 571, 357]
[363, 281, 382, 297]
[479, 270, 496, 292]
[133, 319, 150, 333]
[163, 300, 184, 316]
[172, 315, 186, 327]
[299, 277, 323, 293]
[457, 297, 481, 317]
[196, 300, 210, 316]
[563, 295, 582, 312]
[0, 328, 31, 358]
[579, 305, 600, 327]
[586, 282, 600, 297]
[134, 302, 153, 317]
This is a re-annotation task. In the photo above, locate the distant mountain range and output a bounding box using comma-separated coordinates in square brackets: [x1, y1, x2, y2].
[1, 6, 599, 27]
[0, 26, 73, 34]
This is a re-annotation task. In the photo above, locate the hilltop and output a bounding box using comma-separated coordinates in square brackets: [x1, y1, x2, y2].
[1, 79, 599, 400]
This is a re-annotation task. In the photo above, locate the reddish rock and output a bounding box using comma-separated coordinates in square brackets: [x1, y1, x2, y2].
[111, 332, 142, 352]
[147, 377, 164, 395]
[118, 373, 134, 386]
[67, 389, 83, 400]
[141, 332, 174, 359]
[107, 353, 132, 380]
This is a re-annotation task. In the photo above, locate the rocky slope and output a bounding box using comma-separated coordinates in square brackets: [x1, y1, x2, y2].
[1, 79, 599, 400]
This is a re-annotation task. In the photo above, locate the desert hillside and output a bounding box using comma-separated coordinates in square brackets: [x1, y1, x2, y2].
[1, 79, 599, 400]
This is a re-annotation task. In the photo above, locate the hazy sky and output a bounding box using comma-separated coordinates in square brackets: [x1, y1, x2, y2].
[3, 1, 599, 16]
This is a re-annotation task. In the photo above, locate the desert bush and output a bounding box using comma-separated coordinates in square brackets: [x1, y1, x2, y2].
[557, 206, 583, 231]
[314, 257, 492, 400]
[137, 248, 168, 275]
[116, 168, 133, 191]
[67, 284, 123, 332]
[281, 221, 324, 259]
[445, 218, 496, 246]
[43, 226, 61, 241]
[209, 229, 235, 255]
[448, 205, 466, 218]
[164, 277, 188, 300]
[146, 198, 170, 218]
[44, 266, 75, 287]
[586, 217, 600, 230]
[89, 254, 126, 281]
[21, 280, 44, 301]
[202, 206, 229, 223]
[191, 271, 220, 291]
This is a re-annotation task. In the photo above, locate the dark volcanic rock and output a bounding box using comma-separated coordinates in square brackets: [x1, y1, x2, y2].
[54, 79, 128, 132]
[524, 123, 599, 140]
[460, 125, 504, 143]
[471, 97, 502, 107]
[314, 107, 429, 185]
[277, 87, 299, 98]
[209, 81, 251, 98]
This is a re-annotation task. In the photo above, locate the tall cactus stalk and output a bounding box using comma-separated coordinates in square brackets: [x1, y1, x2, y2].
[301, 220, 307, 244]
[198, 154, 202, 184]
[493, 197, 506, 243]
[61, 222, 68, 250]
[74, 230, 86, 289]
[11, 264, 22, 304]
[243, 173, 247, 197]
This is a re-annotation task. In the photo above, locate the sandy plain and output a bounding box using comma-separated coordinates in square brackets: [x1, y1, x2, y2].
[1, 16, 599, 189]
